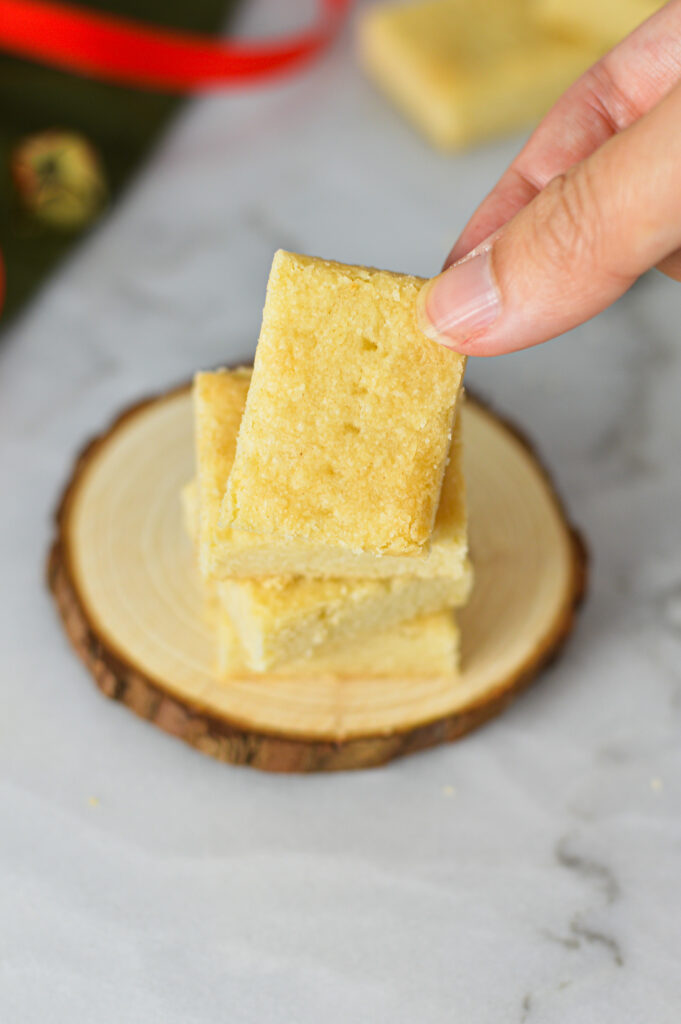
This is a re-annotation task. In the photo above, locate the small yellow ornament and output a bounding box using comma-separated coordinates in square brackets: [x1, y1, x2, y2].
[11, 130, 107, 230]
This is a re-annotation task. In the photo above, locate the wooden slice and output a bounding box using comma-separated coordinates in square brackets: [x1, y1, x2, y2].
[48, 384, 587, 772]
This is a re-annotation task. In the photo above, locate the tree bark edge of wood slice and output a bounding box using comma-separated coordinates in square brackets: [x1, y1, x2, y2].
[47, 379, 588, 773]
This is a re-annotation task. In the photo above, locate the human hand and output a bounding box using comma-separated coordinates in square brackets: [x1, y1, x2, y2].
[418, 0, 681, 356]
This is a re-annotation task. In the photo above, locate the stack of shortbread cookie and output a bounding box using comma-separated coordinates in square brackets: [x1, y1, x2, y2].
[183, 250, 471, 681]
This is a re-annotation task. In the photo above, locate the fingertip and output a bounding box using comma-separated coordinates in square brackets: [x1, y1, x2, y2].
[417, 250, 501, 351]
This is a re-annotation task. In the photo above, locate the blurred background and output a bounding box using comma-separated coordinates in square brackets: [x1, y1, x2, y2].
[3, 3, 681, 1022]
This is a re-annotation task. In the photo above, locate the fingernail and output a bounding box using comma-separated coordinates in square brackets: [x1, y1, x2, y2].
[417, 249, 500, 348]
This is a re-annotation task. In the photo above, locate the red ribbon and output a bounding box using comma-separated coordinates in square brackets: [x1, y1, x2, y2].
[0, 0, 351, 315]
[0, 0, 350, 90]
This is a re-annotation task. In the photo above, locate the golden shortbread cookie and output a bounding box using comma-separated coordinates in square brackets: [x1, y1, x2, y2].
[216, 608, 460, 679]
[221, 251, 466, 555]
[535, 0, 664, 48]
[195, 369, 469, 580]
[218, 568, 471, 671]
[357, 0, 600, 149]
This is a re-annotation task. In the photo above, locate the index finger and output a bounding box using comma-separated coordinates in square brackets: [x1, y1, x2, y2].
[446, 0, 681, 267]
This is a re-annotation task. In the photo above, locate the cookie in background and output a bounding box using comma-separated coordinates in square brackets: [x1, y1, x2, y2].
[535, 0, 666, 49]
[357, 0, 604, 149]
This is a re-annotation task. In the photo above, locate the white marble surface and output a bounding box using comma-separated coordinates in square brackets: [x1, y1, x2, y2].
[2, 4, 681, 1021]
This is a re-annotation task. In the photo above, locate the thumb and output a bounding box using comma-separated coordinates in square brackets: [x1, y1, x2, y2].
[418, 79, 681, 356]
